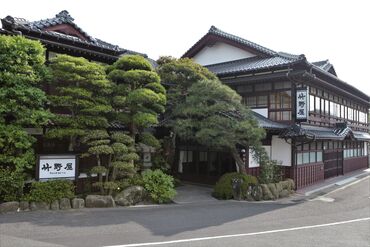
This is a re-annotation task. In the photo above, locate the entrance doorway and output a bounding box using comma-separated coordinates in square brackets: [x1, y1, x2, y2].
[324, 150, 343, 179]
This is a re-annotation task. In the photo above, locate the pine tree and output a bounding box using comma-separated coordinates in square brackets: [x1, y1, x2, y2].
[47, 55, 112, 151]
[157, 57, 265, 174]
[108, 55, 166, 142]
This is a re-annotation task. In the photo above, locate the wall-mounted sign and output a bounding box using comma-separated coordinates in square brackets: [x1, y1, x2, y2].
[296, 88, 308, 122]
[37, 155, 77, 180]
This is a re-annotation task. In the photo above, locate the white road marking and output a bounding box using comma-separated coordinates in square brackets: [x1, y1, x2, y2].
[309, 196, 335, 202]
[103, 217, 370, 247]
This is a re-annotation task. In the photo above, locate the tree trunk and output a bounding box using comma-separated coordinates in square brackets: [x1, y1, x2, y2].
[97, 155, 104, 194]
[231, 149, 247, 174]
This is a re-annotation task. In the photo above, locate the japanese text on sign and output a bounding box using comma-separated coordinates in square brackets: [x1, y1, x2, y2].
[38, 155, 76, 179]
[296, 88, 308, 121]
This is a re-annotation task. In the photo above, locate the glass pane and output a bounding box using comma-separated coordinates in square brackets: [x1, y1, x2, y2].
[310, 152, 316, 163]
[257, 95, 268, 107]
[315, 97, 320, 112]
[297, 153, 303, 165]
[310, 95, 315, 111]
[303, 153, 309, 164]
[316, 151, 323, 162]
[246, 96, 256, 107]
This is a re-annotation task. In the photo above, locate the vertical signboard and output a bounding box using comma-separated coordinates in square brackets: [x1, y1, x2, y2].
[296, 88, 308, 122]
[37, 155, 77, 180]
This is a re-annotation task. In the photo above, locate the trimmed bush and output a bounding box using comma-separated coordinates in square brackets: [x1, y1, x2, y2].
[213, 172, 258, 200]
[0, 168, 24, 202]
[26, 180, 75, 204]
[141, 169, 176, 203]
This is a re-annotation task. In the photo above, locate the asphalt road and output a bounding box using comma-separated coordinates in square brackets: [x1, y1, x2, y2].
[1, 177, 369, 247]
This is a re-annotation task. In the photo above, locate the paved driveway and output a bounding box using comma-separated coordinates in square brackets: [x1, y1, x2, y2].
[173, 184, 218, 204]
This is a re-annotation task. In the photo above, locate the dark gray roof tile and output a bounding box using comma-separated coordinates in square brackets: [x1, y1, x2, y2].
[206, 56, 300, 76]
[252, 112, 288, 130]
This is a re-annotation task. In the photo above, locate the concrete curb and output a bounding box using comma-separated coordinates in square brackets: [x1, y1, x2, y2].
[303, 169, 370, 196]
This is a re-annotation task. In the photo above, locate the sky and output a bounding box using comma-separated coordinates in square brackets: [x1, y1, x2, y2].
[1, 0, 369, 95]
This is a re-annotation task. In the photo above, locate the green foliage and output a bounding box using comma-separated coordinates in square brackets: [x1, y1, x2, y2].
[142, 169, 176, 203]
[258, 159, 284, 184]
[213, 172, 258, 200]
[0, 35, 51, 175]
[0, 168, 25, 202]
[157, 58, 265, 173]
[0, 35, 51, 127]
[26, 180, 75, 204]
[108, 55, 166, 138]
[47, 55, 111, 150]
[113, 55, 153, 71]
[139, 132, 161, 149]
[82, 131, 138, 195]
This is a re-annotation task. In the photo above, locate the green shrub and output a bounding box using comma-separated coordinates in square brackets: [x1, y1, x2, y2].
[141, 169, 176, 203]
[26, 180, 75, 204]
[0, 168, 25, 202]
[258, 159, 283, 184]
[213, 172, 258, 200]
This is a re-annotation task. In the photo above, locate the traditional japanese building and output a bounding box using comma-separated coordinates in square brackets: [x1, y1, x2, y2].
[180, 26, 370, 188]
[0, 10, 147, 64]
[0, 11, 151, 185]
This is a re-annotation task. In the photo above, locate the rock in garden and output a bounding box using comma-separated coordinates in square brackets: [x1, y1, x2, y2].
[251, 185, 263, 201]
[0, 201, 19, 214]
[286, 179, 295, 191]
[275, 182, 283, 194]
[30, 201, 50, 211]
[19, 201, 30, 211]
[279, 189, 290, 198]
[261, 184, 274, 200]
[85, 195, 115, 208]
[267, 183, 279, 199]
[72, 198, 85, 209]
[115, 186, 146, 206]
[50, 200, 60, 210]
[59, 198, 71, 210]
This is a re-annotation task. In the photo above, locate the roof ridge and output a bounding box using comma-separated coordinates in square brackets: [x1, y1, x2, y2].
[208, 26, 277, 56]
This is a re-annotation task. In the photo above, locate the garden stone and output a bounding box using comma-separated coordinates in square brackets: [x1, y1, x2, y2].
[251, 185, 263, 201]
[279, 189, 290, 198]
[276, 182, 283, 194]
[115, 186, 145, 206]
[261, 184, 274, 200]
[286, 179, 295, 190]
[280, 180, 290, 190]
[85, 195, 115, 208]
[59, 198, 71, 210]
[19, 201, 30, 211]
[30, 202, 50, 211]
[0, 201, 19, 214]
[50, 200, 59, 210]
[268, 183, 279, 199]
[72, 198, 85, 209]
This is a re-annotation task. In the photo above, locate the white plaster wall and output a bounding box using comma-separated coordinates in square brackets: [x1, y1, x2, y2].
[271, 135, 291, 166]
[252, 108, 268, 118]
[193, 42, 256, 66]
[249, 145, 271, 168]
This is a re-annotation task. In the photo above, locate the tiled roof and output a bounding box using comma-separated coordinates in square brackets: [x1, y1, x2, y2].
[280, 124, 370, 141]
[312, 60, 337, 76]
[208, 26, 277, 56]
[206, 55, 303, 76]
[252, 112, 288, 130]
[1, 10, 145, 56]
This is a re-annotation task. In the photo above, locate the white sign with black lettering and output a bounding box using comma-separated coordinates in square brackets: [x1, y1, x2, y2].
[296, 88, 308, 121]
[38, 155, 76, 179]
